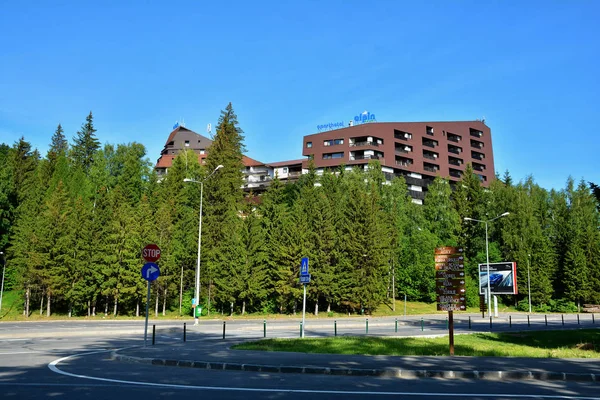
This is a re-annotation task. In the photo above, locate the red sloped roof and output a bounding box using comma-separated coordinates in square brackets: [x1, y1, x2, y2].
[267, 159, 305, 167]
[155, 155, 176, 168]
[243, 156, 264, 167]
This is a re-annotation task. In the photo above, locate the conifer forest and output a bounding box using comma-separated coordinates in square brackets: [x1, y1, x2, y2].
[1, 104, 599, 318]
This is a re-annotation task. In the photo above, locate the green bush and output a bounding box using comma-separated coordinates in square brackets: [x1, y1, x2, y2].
[550, 299, 578, 313]
[516, 298, 530, 312]
[517, 298, 578, 313]
[533, 303, 551, 313]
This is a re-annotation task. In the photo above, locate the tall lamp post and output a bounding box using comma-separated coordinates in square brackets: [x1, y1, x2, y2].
[184, 164, 223, 326]
[527, 253, 532, 314]
[0, 252, 5, 312]
[464, 212, 510, 318]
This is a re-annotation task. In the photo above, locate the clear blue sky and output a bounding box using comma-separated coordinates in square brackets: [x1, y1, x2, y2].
[1, 1, 598, 190]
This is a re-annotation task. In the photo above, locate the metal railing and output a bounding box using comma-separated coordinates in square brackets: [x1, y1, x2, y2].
[145, 313, 599, 342]
[350, 141, 379, 147]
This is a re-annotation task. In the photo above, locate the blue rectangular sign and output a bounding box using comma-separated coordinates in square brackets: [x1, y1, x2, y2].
[300, 257, 309, 276]
[300, 274, 311, 284]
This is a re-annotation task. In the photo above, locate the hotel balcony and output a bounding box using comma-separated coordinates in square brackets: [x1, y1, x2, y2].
[449, 168, 463, 179]
[447, 133, 461, 143]
[422, 138, 438, 149]
[470, 128, 483, 138]
[448, 144, 462, 155]
[448, 156, 463, 167]
[350, 149, 384, 161]
[394, 129, 412, 141]
[395, 143, 413, 154]
[471, 151, 485, 161]
[349, 136, 383, 147]
[423, 162, 439, 173]
[473, 162, 486, 172]
[395, 156, 413, 167]
[470, 139, 484, 149]
[423, 150, 439, 161]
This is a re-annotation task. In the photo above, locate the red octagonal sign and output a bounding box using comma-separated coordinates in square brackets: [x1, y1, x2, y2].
[142, 244, 161, 262]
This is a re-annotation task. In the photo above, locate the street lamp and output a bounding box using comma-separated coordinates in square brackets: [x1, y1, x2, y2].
[464, 212, 509, 318]
[184, 164, 223, 326]
[0, 252, 5, 313]
[527, 253, 532, 314]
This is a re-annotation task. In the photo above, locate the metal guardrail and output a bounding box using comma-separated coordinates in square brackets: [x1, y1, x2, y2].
[146, 313, 600, 343]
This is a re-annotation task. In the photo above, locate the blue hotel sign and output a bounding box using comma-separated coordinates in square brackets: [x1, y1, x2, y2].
[317, 121, 345, 131]
[354, 111, 376, 124]
[317, 111, 376, 131]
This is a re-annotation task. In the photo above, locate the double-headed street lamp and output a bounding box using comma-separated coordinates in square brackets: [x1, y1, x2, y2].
[464, 212, 509, 318]
[184, 164, 223, 326]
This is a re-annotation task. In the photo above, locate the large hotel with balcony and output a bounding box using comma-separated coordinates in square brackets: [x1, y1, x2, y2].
[301, 121, 494, 204]
[155, 120, 494, 204]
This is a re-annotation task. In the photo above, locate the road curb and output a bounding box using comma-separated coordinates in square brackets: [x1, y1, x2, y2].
[110, 350, 599, 382]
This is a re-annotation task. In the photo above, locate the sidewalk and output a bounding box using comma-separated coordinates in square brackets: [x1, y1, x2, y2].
[112, 338, 600, 382]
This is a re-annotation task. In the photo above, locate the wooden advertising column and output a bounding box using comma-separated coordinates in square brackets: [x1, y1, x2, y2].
[435, 246, 466, 356]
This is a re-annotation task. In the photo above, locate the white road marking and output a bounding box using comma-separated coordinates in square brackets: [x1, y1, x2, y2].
[0, 351, 41, 355]
[46, 349, 600, 399]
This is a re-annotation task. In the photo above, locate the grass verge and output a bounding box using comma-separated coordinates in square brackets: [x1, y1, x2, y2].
[232, 329, 600, 358]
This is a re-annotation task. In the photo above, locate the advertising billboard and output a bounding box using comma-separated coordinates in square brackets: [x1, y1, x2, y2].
[479, 262, 517, 295]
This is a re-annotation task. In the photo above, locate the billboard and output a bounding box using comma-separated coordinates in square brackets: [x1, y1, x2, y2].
[479, 262, 517, 295]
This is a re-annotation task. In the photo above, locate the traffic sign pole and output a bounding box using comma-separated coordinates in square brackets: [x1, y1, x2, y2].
[144, 280, 151, 347]
[299, 257, 309, 339]
[141, 244, 161, 347]
[449, 310, 455, 356]
[301, 283, 307, 338]
[435, 247, 464, 356]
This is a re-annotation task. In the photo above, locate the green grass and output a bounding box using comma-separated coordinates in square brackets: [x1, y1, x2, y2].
[232, 329, 600, 358]
[0, 290, 24, 320]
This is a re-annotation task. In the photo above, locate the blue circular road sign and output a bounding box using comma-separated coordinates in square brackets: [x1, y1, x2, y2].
[141, 262, 160, 281]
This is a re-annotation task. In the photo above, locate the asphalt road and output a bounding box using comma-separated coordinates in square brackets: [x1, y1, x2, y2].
[1, 315, 600, 399]
[0, 313, 594, 340]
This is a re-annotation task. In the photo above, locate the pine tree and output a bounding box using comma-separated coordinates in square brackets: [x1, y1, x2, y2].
[71, 112, 100, 173]
[339, 168, 390, 312]
[0, 144, 13, 252]
[562, 180, 600, 306]
[259, 175, 291, 313]
[48, 124, 68, 168]
[202, 103, 247, 313]
[237, 203, 268, 314]
[423, 177, 460, 245]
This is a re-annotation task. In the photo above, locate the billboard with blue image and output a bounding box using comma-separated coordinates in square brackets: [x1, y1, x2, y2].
[479, 262, 517, 295]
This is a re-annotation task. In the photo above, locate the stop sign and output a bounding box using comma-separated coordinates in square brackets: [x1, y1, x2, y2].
[142, 244, 161, 262]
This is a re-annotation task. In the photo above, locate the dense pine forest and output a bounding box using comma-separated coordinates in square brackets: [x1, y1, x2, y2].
[1, 104, 600, 318]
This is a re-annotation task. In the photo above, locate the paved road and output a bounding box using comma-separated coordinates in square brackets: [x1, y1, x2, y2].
[1, 315, 600, 399]
[0, 312, 595, 340]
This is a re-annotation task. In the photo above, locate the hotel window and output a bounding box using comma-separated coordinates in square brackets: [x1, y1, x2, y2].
[323, 152, 344, 159]
[184, 140, 190, 147]
[324, 139, 344, 146]
[282, 167, 288, 174]
[306, 141, 312, 148]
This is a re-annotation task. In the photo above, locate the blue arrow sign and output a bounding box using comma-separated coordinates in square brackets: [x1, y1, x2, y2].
[300, 274, 311, 284]
[300, 257, 309, 276]
[141, 262, 160, 282]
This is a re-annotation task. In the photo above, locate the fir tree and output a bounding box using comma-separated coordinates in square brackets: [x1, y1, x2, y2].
[423, 177, 460, 245]
[48, 124, 68, 167]
[71, 112, 100, 173]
